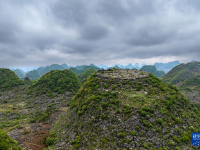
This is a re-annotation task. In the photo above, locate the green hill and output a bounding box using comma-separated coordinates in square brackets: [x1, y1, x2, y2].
[70, 65, 100, 76]
[13, 69, 25, 79]
[37, 66, 44, 75]
[28, 69, 81, 96]
[162, 62, 200, 103]
[0, 68, 24, 91]
[26, 70, 40, 80]
[0, 129, 22, 150]
[40, 64, 64, 76]
[154, 61, 180, 73]
[78, 68, 96, 83]
[49, 69, 199, 149]
[140, 65, 165, 78]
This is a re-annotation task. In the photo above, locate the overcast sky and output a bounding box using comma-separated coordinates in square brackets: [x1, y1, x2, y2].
[0, 0, 200, 68]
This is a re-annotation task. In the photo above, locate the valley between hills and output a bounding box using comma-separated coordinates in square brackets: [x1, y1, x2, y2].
[0, 62, 200, 150]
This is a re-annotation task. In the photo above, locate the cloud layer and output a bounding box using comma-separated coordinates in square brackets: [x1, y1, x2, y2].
[0, 0, 200, 67]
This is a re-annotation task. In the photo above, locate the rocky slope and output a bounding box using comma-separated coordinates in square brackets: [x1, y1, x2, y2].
[49, 69, 200, 149]
[0, 69, 81, 150]
[162, 62, 200, 103]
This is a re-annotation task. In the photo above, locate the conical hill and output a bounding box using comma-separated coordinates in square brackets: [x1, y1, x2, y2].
[0, 68, 24, 91]
[28, 69, 81, 97]
[50, 69, 200, 149]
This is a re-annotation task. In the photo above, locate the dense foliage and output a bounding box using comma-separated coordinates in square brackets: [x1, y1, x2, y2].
[28, 69, 81, 96]
[162, 62, 200, 103]
[0, 68, 24, 91]
[0, 129, 22, 150]
[26, 70, 40, 80]
[78, 68, 96, 83]
[140, 65, 165, 78]
[162, 62, 200, 85]
[50, 70, 200, 149]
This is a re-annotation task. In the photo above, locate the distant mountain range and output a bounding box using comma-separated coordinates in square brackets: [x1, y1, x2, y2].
[140, 65, 165, 78]
[9, 61, 185, 79]
[97, 63, 146, 69]
[154, 61, 180, 73]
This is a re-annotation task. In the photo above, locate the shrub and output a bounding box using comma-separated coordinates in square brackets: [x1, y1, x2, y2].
[102, 138, 108, 143]
[131, 131, 136, 136]
[156, 127, 161, 133]
[46, 137, 54, 146]
[101, 102, 108, 109]
[181, 133, 190, 143]
[104, 84, 109, 89]
[135, 126, 139, 131]
[82, 105, 87, 111]
[118, 132, 126, 138]
[172, 136, 180, 143]
[157, 118, 162, 124]
[112, 85, 116, 90]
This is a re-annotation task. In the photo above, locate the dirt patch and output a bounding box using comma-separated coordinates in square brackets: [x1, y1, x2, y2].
[8, 123, 50, 150]
[8, 111, 61, 150]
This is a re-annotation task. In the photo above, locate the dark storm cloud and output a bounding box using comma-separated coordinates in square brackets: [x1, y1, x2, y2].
[0, 0, 200, 67]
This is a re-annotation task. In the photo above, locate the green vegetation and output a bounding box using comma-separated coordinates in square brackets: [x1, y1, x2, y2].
[162, 62, 200, 104]
[26, 70, 40, 80]
[49, 69, 199, 149]
[140, 65, 165, 78]
[70, 65, 100, 76]
[28, 69, 81, 96]
[0, 68, 24, 91]
[78, 68, 96, 83]
[0, 129, 22, 149]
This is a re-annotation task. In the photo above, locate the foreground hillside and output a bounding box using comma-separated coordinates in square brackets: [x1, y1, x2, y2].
[49, 69, 199, 149]
[0, 69, 81, 149]
[162, 62, 200, 103]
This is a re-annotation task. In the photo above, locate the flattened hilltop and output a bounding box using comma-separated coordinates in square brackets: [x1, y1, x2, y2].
[49, 69, 200, 150]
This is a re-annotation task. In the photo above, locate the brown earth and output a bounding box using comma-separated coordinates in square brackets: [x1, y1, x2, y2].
[8, 122, 50, 150]
[8, 111, 63, 150]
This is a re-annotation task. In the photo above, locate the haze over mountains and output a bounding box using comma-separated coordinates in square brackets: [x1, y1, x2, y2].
[9, 61, 183, 81]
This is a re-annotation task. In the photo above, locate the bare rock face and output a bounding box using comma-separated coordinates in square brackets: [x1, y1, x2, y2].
[96, 69, 149, 79]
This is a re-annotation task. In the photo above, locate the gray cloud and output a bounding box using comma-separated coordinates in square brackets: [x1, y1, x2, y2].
[0, 0, 200, 68]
